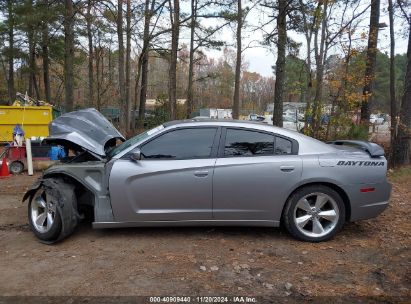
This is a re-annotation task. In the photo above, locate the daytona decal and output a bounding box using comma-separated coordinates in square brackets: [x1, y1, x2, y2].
[337, 160, 385, 166]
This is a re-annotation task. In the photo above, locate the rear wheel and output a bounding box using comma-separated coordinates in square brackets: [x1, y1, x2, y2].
[283, 185, 345, 242]
[9, 161, 24, 174]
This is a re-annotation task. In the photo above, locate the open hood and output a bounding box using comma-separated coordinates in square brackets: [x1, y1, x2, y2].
[44, 108, 125, 157]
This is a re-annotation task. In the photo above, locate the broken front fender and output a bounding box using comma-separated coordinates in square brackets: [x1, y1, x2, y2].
[22, 178, 43, 203]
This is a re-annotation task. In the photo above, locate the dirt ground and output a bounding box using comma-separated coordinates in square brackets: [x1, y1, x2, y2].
[0, 170, 410, 302]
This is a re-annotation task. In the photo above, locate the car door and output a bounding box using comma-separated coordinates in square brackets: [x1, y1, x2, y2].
[109, 127, 220, 222]
[212, 127, 302, 222]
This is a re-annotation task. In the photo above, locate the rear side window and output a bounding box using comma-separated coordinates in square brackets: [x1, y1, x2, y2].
[275, 137, 292, 155]
[224, 129, 274, 156]
[140, 128, 217, 159]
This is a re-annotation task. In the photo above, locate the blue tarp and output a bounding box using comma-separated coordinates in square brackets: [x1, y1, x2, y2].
[48, 146, 66, 160]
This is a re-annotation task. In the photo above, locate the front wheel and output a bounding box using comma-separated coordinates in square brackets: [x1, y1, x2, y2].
[282, 185, 345, 242]
[28, 188, 62, 242]
[28, 178, 78, 243]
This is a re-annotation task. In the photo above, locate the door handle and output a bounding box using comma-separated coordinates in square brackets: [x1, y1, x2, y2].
[194, 170, 209, 177]
[280, 165, 295, 172]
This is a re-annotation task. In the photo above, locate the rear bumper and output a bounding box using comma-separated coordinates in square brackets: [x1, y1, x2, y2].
[342, 181, 392, 221]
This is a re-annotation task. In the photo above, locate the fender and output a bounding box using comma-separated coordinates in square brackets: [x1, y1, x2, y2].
[282, 177, 351, 219]
[22, 179, 43, 203]
[23, 161, 115, 223]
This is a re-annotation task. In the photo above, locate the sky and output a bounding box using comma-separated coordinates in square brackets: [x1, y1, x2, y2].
[193, 1, 409, 78]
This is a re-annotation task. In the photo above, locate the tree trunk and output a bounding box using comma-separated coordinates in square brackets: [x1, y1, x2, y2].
[186, 0, 197, 119]
[64, 0, 75, 112]
[33, 73, 40, 100]
[388, 0, 397, 164]
[304, 35, 312, 129]
[28, 0, 35, 98]
[96, 46, 101, 111]
[299, 0, 314, 129]
[333, 30, 353, 139]
[125, 0, 131, 133]
[360, 0, 380, 124]
[273, 0, 286, 127]
[108, 47, 113, 83]
[392, 20, 411, 166]
[41, 0, 51, 104]
[168, 0, 180, 120]
[138, 54, 149, 126]
[133, 54, 143, 132]
[138, 0, 152, 128]
[117, 0, 126, 131]
[28, 29, 34, 97]
[86, 0, 94, 107]
[7, 0, 15, 104]
[312, 0, 328, 136]
[232, 0, 242, 120]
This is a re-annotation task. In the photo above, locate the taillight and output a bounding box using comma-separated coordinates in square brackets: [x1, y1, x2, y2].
[360, 187, 375, 193]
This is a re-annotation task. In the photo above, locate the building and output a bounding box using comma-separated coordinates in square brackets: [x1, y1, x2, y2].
[199, 108, 233, 119]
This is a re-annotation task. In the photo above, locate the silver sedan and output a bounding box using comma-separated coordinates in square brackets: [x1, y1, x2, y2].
[24, 109, 391, 243]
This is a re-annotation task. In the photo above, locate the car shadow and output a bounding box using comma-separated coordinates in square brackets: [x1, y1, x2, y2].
[72, 219, 378, 244]
[75, 221, 291, 241]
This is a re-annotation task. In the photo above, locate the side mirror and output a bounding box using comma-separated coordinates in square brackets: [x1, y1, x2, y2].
[130, 149, 142, 161]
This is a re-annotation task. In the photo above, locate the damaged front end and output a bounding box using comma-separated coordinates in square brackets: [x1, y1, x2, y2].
[23, 109, 123, 242]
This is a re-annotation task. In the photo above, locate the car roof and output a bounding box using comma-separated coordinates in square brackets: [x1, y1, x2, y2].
[164, 118, 265, 126]
[163, 118, 297, 135]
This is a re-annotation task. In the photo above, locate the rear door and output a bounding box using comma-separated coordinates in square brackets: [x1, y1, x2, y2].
[109, 127, 220, 222]
[212, 127, 302, 222]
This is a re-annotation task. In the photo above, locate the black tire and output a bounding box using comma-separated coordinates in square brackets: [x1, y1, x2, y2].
[282, 185, 345, 242]
[9, 161, 24, 174]
[28, 178, 78, 243]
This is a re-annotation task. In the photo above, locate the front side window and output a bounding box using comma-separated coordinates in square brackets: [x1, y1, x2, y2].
[140, 128, 217, 159]
[224, 129, 274, 157]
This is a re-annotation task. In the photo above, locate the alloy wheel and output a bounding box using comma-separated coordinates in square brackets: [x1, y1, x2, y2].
[293, 192, 340, 238]
[30, 191, 57, 233]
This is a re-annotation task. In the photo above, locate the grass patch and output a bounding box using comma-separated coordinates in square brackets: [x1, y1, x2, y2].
[388, 166, 411, 183]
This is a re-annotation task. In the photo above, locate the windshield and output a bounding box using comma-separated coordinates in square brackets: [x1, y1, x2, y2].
[107, 125, 164, 158]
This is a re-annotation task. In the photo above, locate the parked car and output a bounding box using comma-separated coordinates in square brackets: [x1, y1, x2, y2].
[282, 116, 305, 132]
[23, 109, 391, 243]
[378, 113, 390, 123]
[248, 114, 266, 122]
[370, 114, 384, 125]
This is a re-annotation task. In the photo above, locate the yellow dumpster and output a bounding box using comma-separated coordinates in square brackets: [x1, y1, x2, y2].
[0, 106, 52, 142]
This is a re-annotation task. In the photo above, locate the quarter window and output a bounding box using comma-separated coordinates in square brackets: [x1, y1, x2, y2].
[275, 137, 292, 155]
[224, 129, 274, 156]
[140, 128, 217, 159]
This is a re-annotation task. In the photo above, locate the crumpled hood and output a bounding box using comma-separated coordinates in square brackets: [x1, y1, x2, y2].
[44, 108, 125, 157]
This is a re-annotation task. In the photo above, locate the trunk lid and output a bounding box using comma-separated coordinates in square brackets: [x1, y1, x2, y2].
[327, 140, 385, 158]
[319, 141, 387, 183]
[43, 108, 125, 157]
